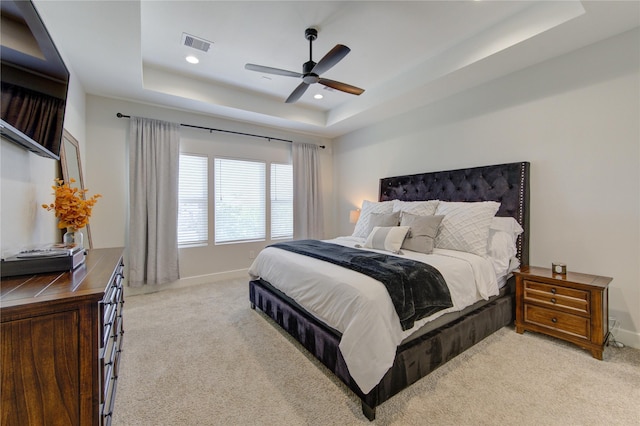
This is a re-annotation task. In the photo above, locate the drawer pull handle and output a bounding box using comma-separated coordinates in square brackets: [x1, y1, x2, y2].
[550, 298, 557, 304]
[551, 317, 558, 323]
[551, 288, 556, 294]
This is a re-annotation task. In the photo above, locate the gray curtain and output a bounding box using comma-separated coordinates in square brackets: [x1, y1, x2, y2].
[128, 117, 180, 286]
[292, 142, 324, 239]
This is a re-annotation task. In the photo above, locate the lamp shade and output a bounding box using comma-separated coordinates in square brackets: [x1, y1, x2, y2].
[349, 209, 361, 224]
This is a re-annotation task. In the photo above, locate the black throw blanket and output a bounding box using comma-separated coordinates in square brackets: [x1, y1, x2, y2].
[270, 240, 453, 330]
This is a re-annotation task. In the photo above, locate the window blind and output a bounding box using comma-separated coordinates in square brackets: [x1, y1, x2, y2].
[271, 163, 293, 239]
[178, 153, 208, 246]
[215, 158, 265, 244]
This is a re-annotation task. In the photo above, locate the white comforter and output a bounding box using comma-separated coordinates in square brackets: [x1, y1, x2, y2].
[248, 236, 499, 394]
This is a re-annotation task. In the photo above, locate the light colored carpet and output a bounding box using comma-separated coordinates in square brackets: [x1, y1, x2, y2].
[113, 279, 640, 425]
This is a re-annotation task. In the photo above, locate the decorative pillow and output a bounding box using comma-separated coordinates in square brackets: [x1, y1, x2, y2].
[352, 200, 394, 238]
[400, 213, 444, 254]
[364, 226, 410, 254]
[392, 200, 439, 216]
[369, 212, 401, 229]
[435, 201, 500, 257]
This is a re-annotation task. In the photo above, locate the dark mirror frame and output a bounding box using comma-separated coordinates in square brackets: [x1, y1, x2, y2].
[60, 129, 93, 249]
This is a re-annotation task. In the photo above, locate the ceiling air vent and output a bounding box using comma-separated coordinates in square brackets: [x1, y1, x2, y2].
[181, 33, 212, 53]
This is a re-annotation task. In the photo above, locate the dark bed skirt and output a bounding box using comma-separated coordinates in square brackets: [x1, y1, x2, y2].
[249, 278, 515, 420]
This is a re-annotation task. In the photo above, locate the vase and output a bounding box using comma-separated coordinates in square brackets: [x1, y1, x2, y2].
[63, 227, 84, 249]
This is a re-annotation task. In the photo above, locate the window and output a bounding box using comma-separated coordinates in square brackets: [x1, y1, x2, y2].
[215, 158, 265, 244]
[178, 154, 208, 246]
[271, 163, 293, 239]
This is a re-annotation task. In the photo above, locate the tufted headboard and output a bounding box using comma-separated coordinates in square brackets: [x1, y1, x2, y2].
[379, 162, 530, 266]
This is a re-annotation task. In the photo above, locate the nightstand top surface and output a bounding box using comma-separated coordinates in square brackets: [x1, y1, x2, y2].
[515, 265, 612, 288]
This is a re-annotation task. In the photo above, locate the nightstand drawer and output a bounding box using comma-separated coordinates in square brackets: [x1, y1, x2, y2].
[524, 304, 590, 340]
[523, 280, 589, 315]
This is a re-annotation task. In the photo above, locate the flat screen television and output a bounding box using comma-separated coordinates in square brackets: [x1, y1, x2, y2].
[0, 0, 69, 160]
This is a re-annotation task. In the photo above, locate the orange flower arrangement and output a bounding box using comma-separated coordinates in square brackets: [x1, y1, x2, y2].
[42, 178, 101, 230]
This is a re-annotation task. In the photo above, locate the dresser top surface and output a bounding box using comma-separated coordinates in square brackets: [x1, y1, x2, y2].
[1, 247, 124, 310]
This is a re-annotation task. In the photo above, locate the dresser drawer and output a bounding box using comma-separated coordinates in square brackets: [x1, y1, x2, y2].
[523, 280, 589, 315]
[102, 318, 121, 426]
[101, 301, 117, 351]
[524, 304, 590, 340]
[101, 280, 123, 345]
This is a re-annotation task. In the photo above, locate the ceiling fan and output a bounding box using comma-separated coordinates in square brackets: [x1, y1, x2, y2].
[245, 27, 365, 104]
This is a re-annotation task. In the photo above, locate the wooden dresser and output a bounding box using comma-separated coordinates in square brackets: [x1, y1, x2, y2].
[1, 247, 125, 425]
[514, 266, 612, 360]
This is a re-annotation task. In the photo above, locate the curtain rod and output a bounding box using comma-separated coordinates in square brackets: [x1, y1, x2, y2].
[116, 113, 325, 149]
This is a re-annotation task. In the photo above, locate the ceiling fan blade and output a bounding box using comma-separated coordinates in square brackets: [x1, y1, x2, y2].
[244, 63, 302, 78]
[311, 44, 350, 75]
[318, 78, 365, 96]
[285, 82, 310, 103]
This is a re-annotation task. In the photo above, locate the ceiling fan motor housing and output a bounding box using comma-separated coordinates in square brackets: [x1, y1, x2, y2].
[303, 60, 317, 74]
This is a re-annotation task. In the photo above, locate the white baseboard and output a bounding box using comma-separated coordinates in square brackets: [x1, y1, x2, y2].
[613, 327, 640, 349]
[124, 269, 249, 297]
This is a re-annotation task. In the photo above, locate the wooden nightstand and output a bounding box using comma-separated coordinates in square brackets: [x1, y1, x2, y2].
[514, 266, 612, 360]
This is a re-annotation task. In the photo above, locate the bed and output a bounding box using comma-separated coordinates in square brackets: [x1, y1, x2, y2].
[249, 161, 530, 420]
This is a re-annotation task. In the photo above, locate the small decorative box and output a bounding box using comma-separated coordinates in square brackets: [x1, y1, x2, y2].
[552, 262, 567, 275]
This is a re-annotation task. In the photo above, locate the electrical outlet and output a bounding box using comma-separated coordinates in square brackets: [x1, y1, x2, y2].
[249, 250, 255, 259]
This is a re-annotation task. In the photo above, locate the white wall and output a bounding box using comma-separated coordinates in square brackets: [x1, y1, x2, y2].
[1, 63, 86, 254]
[84, 96, 334, 293]
[333, 29, 640, 347]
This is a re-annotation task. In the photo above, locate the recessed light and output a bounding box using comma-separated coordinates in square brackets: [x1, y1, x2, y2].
[186, 55, 199, 64]
[314, 94, 323, 100]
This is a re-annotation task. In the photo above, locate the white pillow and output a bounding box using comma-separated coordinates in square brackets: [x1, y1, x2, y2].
[392, 200, 439, 216]
[488, 217, 524, 279]
[352, 200, 394, 238]
[435, 201, 500, 257]
[489, 216, 524, 238]
[488, 230, 518, 279]
[364, 226, 410, 254]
